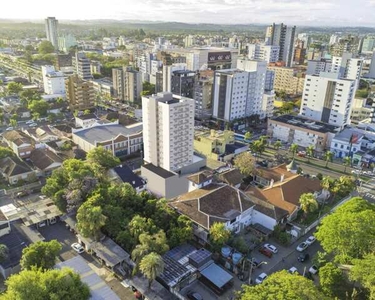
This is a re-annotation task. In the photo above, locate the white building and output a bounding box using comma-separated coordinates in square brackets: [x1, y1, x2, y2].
[41, 66, 65, 95]
[73, 52, 92, 80]
[142, 92, 195, 172]
[58, 34, 77, 53]
[45, 17, 58, 49]
[162, 63, 188, 92]
[329, 34, 341, 45]
[300, 72, 356, 127]
[306, 59, 332, 76]
[367, 51, 375, 79]
[330, 53, 363, 85]
[246, 43, 280, 63]
[212, 59, 274, 122]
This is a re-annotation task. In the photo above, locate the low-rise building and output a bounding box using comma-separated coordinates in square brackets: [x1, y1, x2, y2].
[0, 156, 35, 184]
[2, 130, 34, 158]
[267, 114, 339, 152]
[72, 123, 143, 157]
[75, 114, 98, 129]
[194, 129, 248, 161]
[110, 164, 147, 193]
[29, 148, 63, 176]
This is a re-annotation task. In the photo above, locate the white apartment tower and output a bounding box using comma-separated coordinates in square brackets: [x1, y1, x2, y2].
[266, 23, 296, 67]
[306, 59, 332, 76]
[45, 17, 58, 49]
[246, 43, 280, 63]
[300, 72, 356, 127]
[213, 59, 274, 121]
[142, 92, 195, 172]
[41, 66, 65, 95]
[330, 53, 363, 86]
[73, 52, 92, 80]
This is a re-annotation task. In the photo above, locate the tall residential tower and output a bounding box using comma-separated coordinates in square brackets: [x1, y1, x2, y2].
[45, 17, 58, 49]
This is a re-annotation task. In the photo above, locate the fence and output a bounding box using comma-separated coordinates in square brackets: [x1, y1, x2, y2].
[5, 181, 41, 196]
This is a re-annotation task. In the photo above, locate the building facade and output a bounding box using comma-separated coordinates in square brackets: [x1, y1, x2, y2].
[246, 43, 280, 63]
[142, 92, 195, 172]
[267, 66, 305, 95]
[300, 73, 356, 127]
[112, 67, 142, 103]
[41, 65, 65, 95]
[45, 17, 58, 49]
[73, 52, 92, 80]
[65, 75, 95, 111]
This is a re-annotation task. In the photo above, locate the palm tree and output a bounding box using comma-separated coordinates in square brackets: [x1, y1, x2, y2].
[321, 176, 334, 193]
[323, 151, 334, 168]
[139, 252, 164, 288]
[299, 193, 319, 215]
[306, 145, 315, 163]
[274, 140, 282, 151]
[289, 144, 299, 158]
[342, 156, 351, 173]
[244, 131, 252, 141]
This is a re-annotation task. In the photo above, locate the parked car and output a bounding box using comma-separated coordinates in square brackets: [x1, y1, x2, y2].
[28, 123, 37, 127]
[187, 292, 203, 300]
[264, 243, 278, 254]
[296, 242, 309, 252]
[288, 267, 298, 274]
[71, 243, 84, 254]
[305, 236, 316, 245]
[309, 265, 319, 275]
[297, 151, 306, 157]
[259, 247, 273, 258]
[250, 258, 261, 268]
[255, 273, 268, 284]
[16, 191, 29, 198]
[298, 252, 310, 262]
[5, 127, 14, 131]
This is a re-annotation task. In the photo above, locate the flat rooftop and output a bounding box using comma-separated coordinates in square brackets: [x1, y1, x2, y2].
[142, 163, 175, 179]
[270, 114, 339, 134]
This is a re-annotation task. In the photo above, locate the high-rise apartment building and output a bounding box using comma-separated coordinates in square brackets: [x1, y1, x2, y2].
[58, 34, 77, 53]
[266, 23, 296, 67]
[300, 73, 356, 126]
[41, 66, 65, 95]
[73, 52, 92, 80]
[330, 53, 363, 85]
[170, 70, 195, 99]
[267, 65, 305, 95]
[213, 59, 274, 122]
[246, 43, 280, 63]
[162, 63, 188, 92]
[112, 67, 143, 103]
[194, 70, 214, 120]
[65, 75, 95, 111]
[294, 47, 306, 65]
[45, 17, 58, 49]
[367, 51, 375, 79]
[142, 92, 195, 172]
[306, 59, 332, 76]
[361, 37, 375, 54]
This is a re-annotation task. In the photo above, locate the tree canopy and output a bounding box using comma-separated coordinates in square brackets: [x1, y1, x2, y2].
[139, 252, 164, 288]
[350, 253, 375, 299]
[38, 40, 55, 55]
[319, 262, 345, 297]
[315, 197, 375, 263]
[0, 146, 14, 159]
[209, 222, 231, 249]
[240, 270, 326, 300]
[20, 240, 62, 270]
[28, 99, 50, 116]
[2, 267, 90, 300]
[86, 146, 120, 169]
[6, 82, 23, 95]
[234, 152, 255, 177]
[76, 200, 107, 240]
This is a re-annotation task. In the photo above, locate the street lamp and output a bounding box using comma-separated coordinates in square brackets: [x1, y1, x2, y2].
[248, 260, 268, 285]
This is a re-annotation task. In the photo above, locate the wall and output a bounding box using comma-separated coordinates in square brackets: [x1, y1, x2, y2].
[251, 210, 277, 231]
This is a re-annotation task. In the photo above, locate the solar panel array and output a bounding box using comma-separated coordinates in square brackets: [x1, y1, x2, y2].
[188, 248, 212, 268]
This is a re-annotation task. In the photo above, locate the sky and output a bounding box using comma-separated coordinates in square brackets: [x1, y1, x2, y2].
[2, 0, 375, 27]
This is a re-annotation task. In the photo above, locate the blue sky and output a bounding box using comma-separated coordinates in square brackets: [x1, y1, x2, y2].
[2, 0, 375, 26]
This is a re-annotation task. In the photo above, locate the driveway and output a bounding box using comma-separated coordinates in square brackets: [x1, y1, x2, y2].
[38, 221, 79, 262]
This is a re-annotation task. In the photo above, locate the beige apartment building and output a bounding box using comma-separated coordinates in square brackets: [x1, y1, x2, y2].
[65, 75, 95, 112]
[267, 66, 305, 95]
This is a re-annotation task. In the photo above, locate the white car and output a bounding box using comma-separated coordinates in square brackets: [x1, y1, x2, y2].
[264, 243, 278, 254]
[5, 127, 14, 131]
[71, 243, 84, 254]
[309, 265, 318, 275]
[255, 273, 268, 284]
[296, 242, 309, 252]
[288, 267, 298, 274]
[305, 236, 316, 245]
[25, 120, 34, 124]
[28, 123, 37, 127]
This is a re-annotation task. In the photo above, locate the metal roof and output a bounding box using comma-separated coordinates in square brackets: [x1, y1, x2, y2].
[200, 263, 233, 289]
[56, 256, 120, 300]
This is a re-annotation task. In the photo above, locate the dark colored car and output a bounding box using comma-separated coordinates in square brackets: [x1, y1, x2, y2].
[250, 258, 261, 268]
[259, 247, 273, 258]
[298, 252, 310, 262]
[187, 291, 203, 300]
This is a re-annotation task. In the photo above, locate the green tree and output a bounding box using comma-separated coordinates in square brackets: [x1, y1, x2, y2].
[139, 252, 164, 288]
[312, 251, 328, 268]
[10, 119, 17, 128]
[306, 145, 315, 163]
[86, 146, 120, 169]
[6, 82, 23, 95]
[168, 215, 193, 248]
[331, 176, 356, 197]
[128, 215, 157, 240]
[319, 262, 344, 297]
[0, 146, 14, 159]
[315, 197, 375, 263]
[233, 152, 255, 177]
[251, 139, 266, 158]
[299, 193, 319, 215]
[240, 270, 326, 300]
[342, 156, 351, 173]
[20, 240, 61, 271]
[3, 267, 90, 300]
[83, 109, 91, 115]
[28, 99, 49, 116]
[350, 253, 375, 299]
[274, 140, 282, 151]
[323, 151, 334, 168]
[321, 176, 334, 193]
[244, 131, 252, 141]
[289, 143, 298, 158]
[209, 222, 231, 249]
[38, 40, 55, 55]
[0, 244, 9, 263]
[77, 200, 107, 240]
[132, 230, 169, 264]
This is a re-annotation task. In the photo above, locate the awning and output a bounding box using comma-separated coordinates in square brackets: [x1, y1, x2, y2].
[200, 263, 233, 289]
